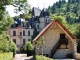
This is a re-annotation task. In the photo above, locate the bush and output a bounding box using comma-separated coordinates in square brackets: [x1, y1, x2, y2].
[0, 34, 17, 52]
[24, 42, 34, 56]
[0, 52, 13, 60]
[36, 55, 53, 60]
[20, 46, 26, 53]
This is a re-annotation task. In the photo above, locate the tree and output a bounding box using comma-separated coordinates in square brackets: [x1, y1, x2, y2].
[53, 15, 68, 27]
[24, 42, 34, 56]
[0, 34, 17, 52]
[13, 0, 31, 18]
[75, 24, 80, 53]
[0, 11, 14, 34]
[39, 36, 44, 55]
[31, 29, 39, 42]
[75, 24, 80, 39]
[13, 0, 31, 14]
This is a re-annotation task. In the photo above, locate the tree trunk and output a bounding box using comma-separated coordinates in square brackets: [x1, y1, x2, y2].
[42, 45, 43, 55]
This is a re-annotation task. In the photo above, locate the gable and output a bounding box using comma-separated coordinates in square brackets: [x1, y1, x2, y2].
[33, 20, 77, 42]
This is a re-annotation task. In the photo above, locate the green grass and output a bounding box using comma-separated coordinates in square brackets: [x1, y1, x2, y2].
[0, 52, 13, 60]
[36, 55, 53, 60]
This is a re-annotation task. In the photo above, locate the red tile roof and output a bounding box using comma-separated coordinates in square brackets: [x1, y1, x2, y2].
[33, 19, 77, 42]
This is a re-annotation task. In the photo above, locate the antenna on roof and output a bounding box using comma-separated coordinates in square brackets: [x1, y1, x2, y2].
[45, 3, 46, 8]
[43, 3, 44, 8]
[38, 2, 39, 8]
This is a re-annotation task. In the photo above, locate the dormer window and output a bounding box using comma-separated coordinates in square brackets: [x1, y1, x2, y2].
[46, 19, 48, 22]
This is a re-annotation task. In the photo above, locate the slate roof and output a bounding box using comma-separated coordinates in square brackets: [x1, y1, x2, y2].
[32, 7, 41, 16]
[11, 7, 49, 28]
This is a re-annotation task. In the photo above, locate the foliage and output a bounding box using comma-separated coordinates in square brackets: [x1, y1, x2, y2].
[47, 0, 80, 37]
[0, 11, 14, 34]
[0, 0, 20, 53]
[0, 34, 17, 52]
[0, 52, 13, 60]
[53, 15, 68, 27]
[20, 46, 26, 53]
[24, 42, 34, 56]
[24, 42, 34, 50]
[36, 36, 45, 55]
[13, 0, 31, 14]
[0, 0, 13, 7]
[31, 29, 39, 42]
[47, 0, 80, 24]
[75, 24, 80, 53]
[39, 36, 44, 45]
[75, 24, 80, 39]
[77, 41, 80, 53]
[36, 55, 52, 60]
[23, 14, 31, 18]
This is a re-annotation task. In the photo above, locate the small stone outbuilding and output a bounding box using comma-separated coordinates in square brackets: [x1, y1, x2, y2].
[33, 20, 78, 59]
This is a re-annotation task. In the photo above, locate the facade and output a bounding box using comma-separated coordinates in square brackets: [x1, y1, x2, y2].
[33, 20, 78, 59]
[7, 7, 50, 50]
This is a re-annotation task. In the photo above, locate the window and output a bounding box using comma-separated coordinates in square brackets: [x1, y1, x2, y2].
[13, 39, 16, 44]
[28, 39, 30, 41]
[60, 34, 65, 39]
[28, 31, 30, 36]
[23, 39, 25, 45]
[20, 32, 22, 36]
[37, 25, 39, 29]
[46, 19, 47, 22]
[23, 30, 25, 36]
[13, 31, 16, 36]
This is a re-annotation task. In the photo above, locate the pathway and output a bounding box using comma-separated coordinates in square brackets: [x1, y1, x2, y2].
[14, 54, 33, 60]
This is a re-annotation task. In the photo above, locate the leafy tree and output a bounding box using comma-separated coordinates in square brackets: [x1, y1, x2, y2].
[53, 15, 68, 27]
[0, 34, 17, 52]
[13, 0, 31, 14]
[24, 42, 34, 56]
[0, 0, 31, 53]
[75, 24, 80, 53]
[31, 29, 39, 42]
[0, 11, 14, 34]
[75, 24, 80, 39]
[47, 0, 80, 24]
[39, 36, 44, 55]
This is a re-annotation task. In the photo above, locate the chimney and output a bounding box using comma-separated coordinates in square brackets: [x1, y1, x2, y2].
[20, 14, 23, 18]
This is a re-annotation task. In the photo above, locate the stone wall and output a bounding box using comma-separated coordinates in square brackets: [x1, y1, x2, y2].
[53, 49, 72, 59]
[37, 23, 74, 58]
[75, 53, 80, 59]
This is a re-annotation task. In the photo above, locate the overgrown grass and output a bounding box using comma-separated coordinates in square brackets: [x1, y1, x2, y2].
[0, 52, 13, 60]
[36, 55, 53, 60]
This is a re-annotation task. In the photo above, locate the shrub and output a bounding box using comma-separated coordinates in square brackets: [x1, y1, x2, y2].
[24, 42, 34, 56]
[0, 34, 17, 52]
[36, 55, 53, 60]
[20, 46, 26, 53]
[0, 52, 13, 60]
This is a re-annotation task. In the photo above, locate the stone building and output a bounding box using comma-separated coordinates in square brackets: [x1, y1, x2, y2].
[7, 7, 50, 50]
[33, 20, 78, 59]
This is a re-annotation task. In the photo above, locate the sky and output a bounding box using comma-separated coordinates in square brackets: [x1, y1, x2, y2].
[6, 0, 66, 17]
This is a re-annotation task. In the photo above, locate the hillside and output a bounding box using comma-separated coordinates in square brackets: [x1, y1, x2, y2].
[47, 0, 80, 24]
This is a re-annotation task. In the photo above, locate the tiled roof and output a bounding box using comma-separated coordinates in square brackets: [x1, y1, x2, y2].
[33, 20, 77, 42]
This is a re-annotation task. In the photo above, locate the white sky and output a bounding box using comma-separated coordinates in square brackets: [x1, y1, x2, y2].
[6, 0, 67, 17]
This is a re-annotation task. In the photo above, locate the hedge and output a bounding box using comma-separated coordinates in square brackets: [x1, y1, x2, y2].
[0, 52, 13, 60]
